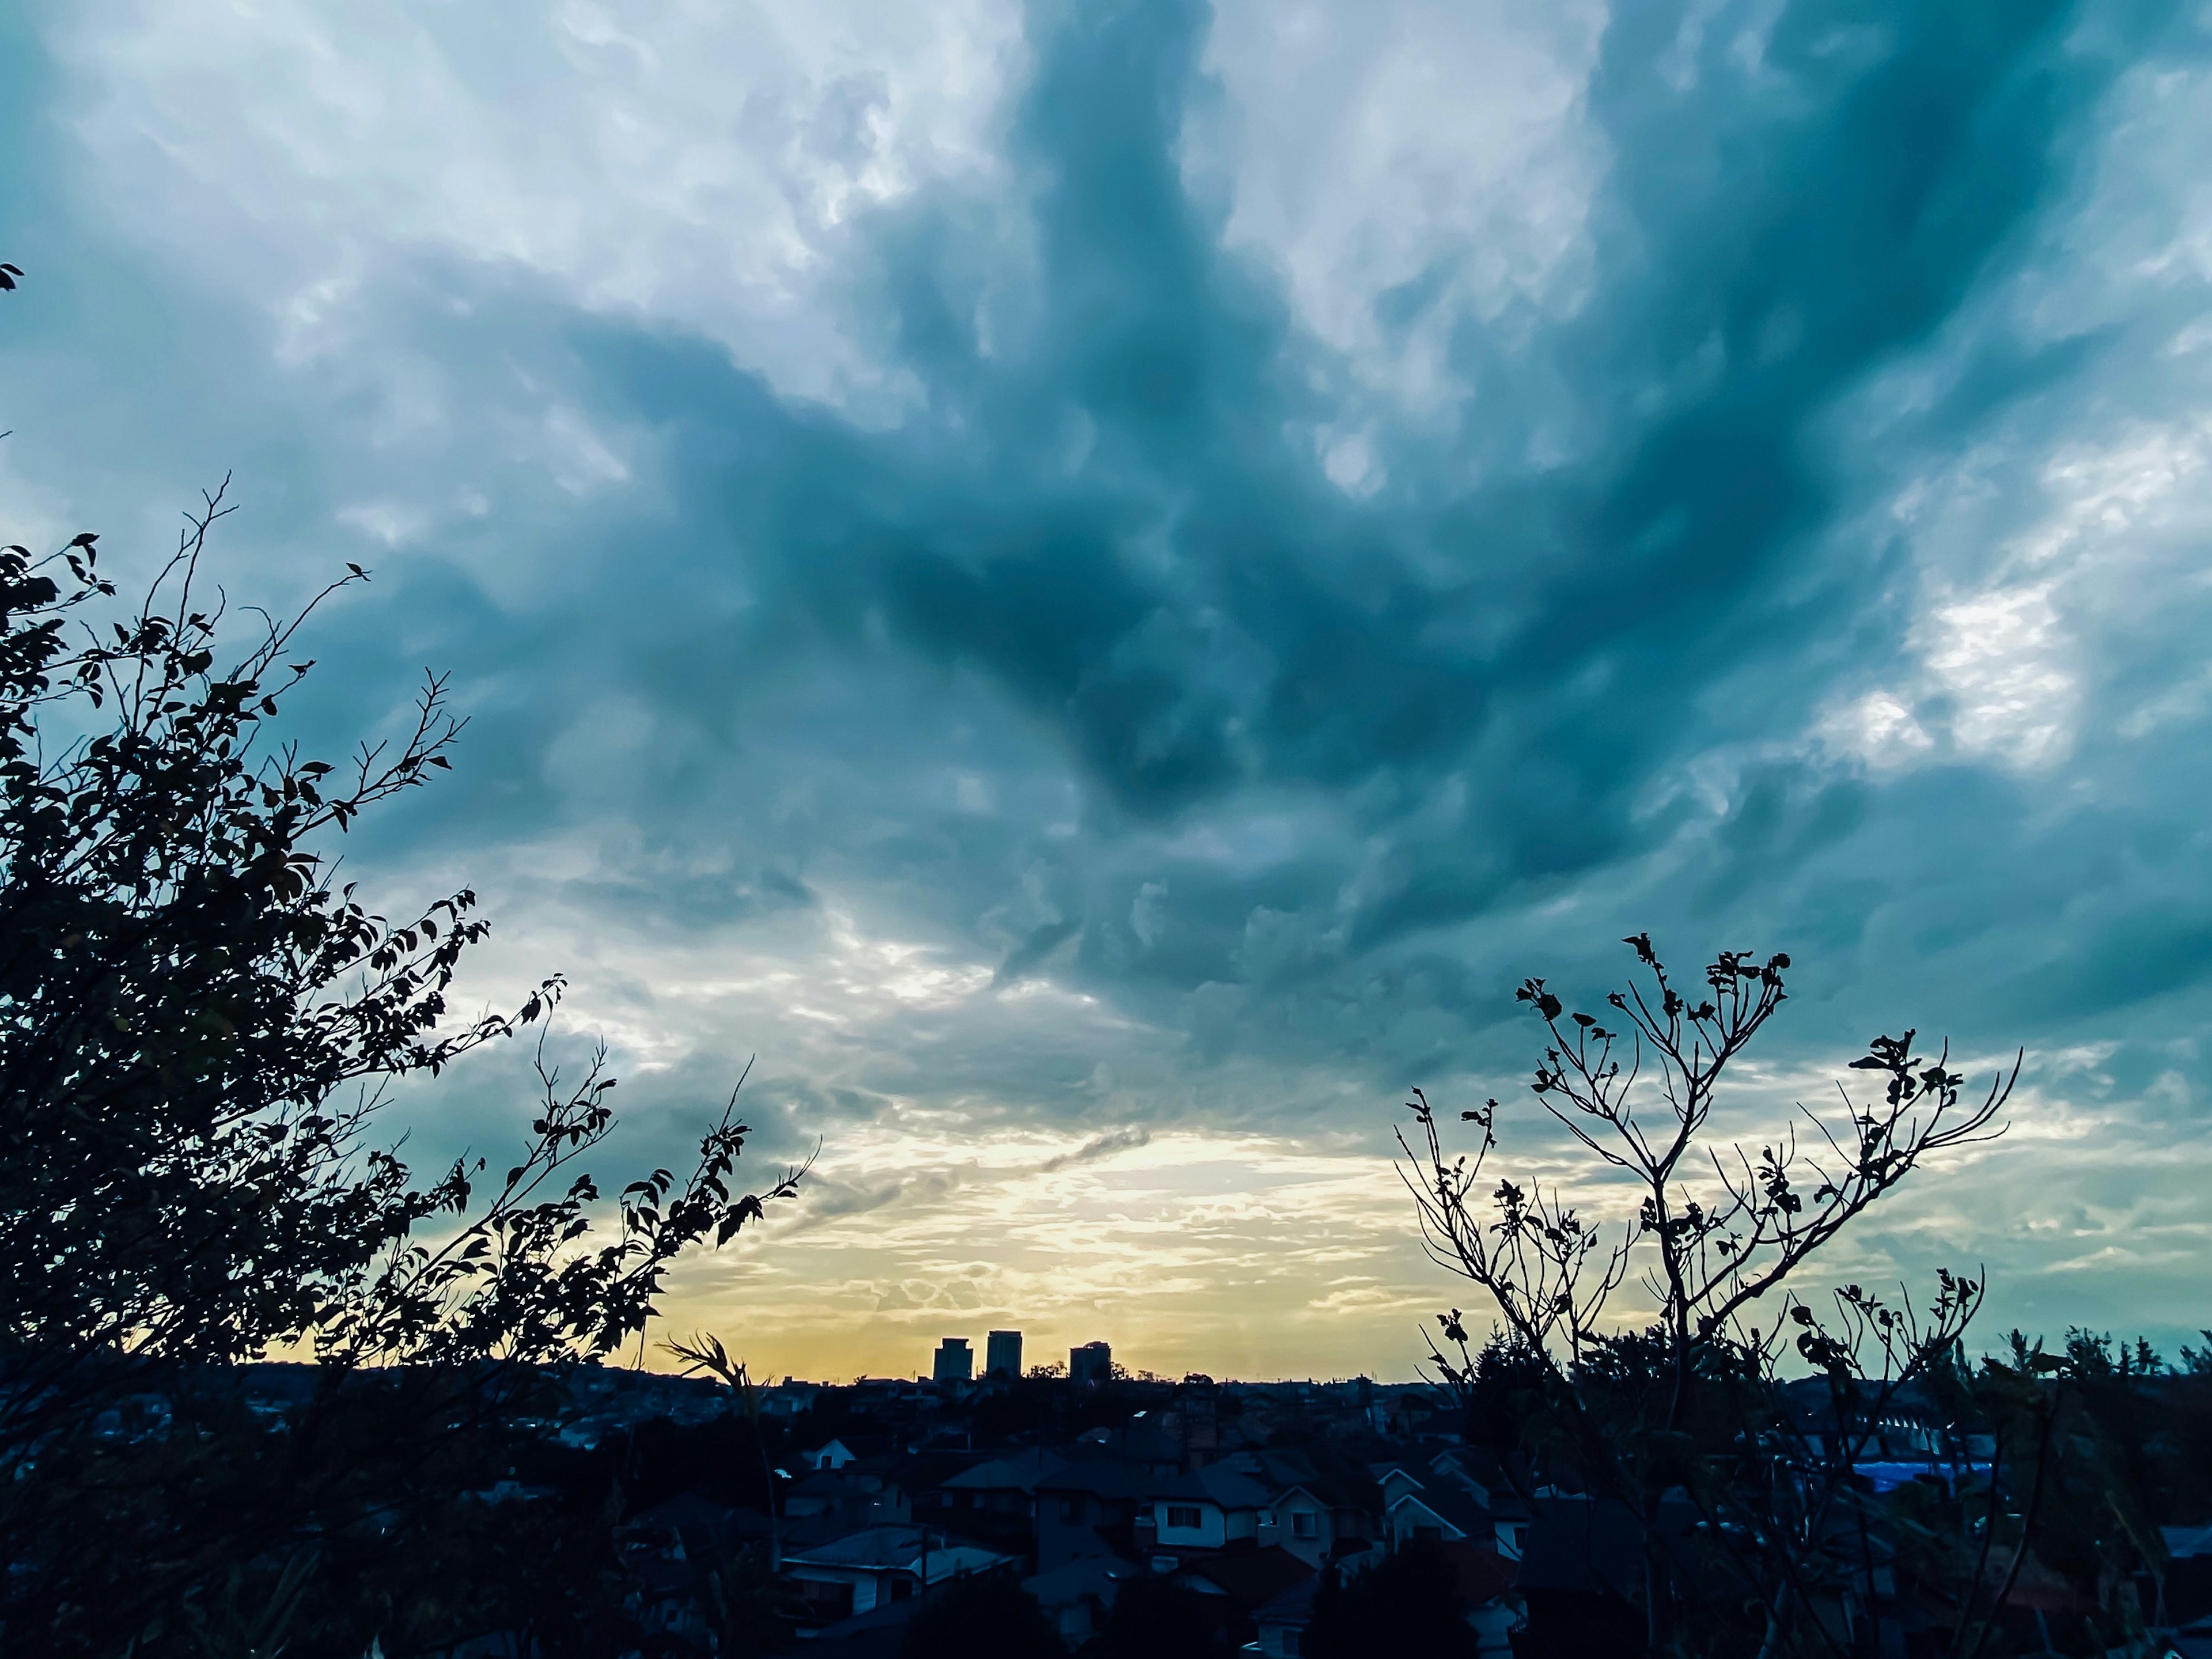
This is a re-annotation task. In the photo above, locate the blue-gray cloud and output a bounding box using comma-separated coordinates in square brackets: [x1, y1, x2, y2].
[7, 0, 2212, 1358]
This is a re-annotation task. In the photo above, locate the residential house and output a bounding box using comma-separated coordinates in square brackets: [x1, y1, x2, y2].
[887, 1449, 990, 1539]
[1172, 1547, 1315, 1650]
[1136, 1466, 1275, 1566]
[1263, 1476, 1385, 1570]
[933, 1446, 1068, 1552]
[1381, 1474, 1492, 1551]
[1435, 1540, 1521, 1657]
[798, 1435, 861, 1471]
[1211, 1448, 1385, 1570]
[1426, 1448, 1533, 1559]
[1075, 1415, 1184, 1474]
[759, 1381, 818, 1420]
[780, 1525, 1011, 1624]
[1036, 1459, 1153, 1571]
[1252, 1574, 1320, 1658]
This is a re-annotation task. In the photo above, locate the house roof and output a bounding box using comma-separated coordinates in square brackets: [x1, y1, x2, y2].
[884, 1450, 987, 1493]
[1221, 1445, 1383, 1514]
[783, 1525, 933, 1570]
[1220, 1448, 1321, 1489]
[782, 1524, 1013, 1581]
[1437, 1540, 1517, 1606]
[1076, 1421, 1183, 1465]
[1037, 1457, 1153, 1499]
[1148, 1465, 1274, 1510]
[1174, 1546, 1314, 1610]
[943, 1446, 1069, 1492]
[1252, 1573, 1321, 1627]
[2166, 1523, 2212, 1560]
[1427, 1446, 1535, 1516]
[1274, 1472, 1382, 1516]
[1022, 1556, 1141, 1608]
[1387, 1478, 1493, 1539]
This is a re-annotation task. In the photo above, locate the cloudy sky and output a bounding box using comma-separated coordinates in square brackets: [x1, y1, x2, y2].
[5, 0, 2212, 1382]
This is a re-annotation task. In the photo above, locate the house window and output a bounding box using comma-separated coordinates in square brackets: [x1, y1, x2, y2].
[1291, 1512, 1318, 1539]
[1282, 1630, 1302, 1657]
[1166, 1506, 1203, 1530]
[1413, 1525, 1443, 1545]
[1060, 1497, 1081, 1522]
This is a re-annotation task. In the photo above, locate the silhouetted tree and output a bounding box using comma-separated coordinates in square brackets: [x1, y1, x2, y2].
[1305, 1542, 1480, 1659]
[1399, 938, 2017, 1656]
[1100, 1575, 1226, 1659]
[902, 1574, 1064, 1658]
[0, 483, 805, 1653]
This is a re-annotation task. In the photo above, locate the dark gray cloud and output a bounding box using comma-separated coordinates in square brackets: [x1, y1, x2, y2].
[8, 0, 2212, 1361]
[1039, 1127, 1153, 1173]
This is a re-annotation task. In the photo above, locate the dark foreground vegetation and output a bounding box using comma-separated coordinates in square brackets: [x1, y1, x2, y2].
[2, 272, 2207, 1657]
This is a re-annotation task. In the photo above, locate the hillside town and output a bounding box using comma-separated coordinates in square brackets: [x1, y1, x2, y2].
[437, 1331, 2212, 1659]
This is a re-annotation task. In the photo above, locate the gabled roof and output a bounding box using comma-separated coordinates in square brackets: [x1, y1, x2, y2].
[1219, 1447, 1322, 1490]
[1272, 1473, 1381, 1516]
[2166, 1522, 2212, 1560]
[1387, 1478, 1492, 1538]
[1038, 1457, 1153, 1500]
[783, 1525, 931, 1570]
[1222, 1445, 1383, 1512]
[1252, 1573, 1321, 1627]
[1428, 1445, 1523, 1508]
[782, 1524, 1012, 1582]
[1022, 1556, 1141, 1607]
[1077, 1421, 1183, 1465]
[1148, 1465, 1274, 1510]
[1437, 1539, 1518, 1605]
[943, 1446, 1069, 1492]
[884, 1450, 987, 1493]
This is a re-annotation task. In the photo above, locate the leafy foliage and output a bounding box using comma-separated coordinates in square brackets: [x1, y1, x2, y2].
[1305, 1541, 1481, 1659]
[1398, 938, 2018, 1656]
[1099, 1575, 1226, 1659]
[900, 1575, 1065, 1659]
[0, 490, 805, 1653]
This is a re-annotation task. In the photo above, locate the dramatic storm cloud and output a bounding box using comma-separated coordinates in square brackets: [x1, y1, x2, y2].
[5, 0, 2211, 1378]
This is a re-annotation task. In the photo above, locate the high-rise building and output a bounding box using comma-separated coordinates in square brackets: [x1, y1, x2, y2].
[986, 1330, 1023, 1379]
[1069, 1340, 1112, 1385]
[932, 1337, 973, 1385]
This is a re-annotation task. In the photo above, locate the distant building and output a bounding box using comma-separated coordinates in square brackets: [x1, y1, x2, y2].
[1070, 1341, 1112, 1385]
[932, 1338, 973, 1385]
[986, 1330, 1023, 1378]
